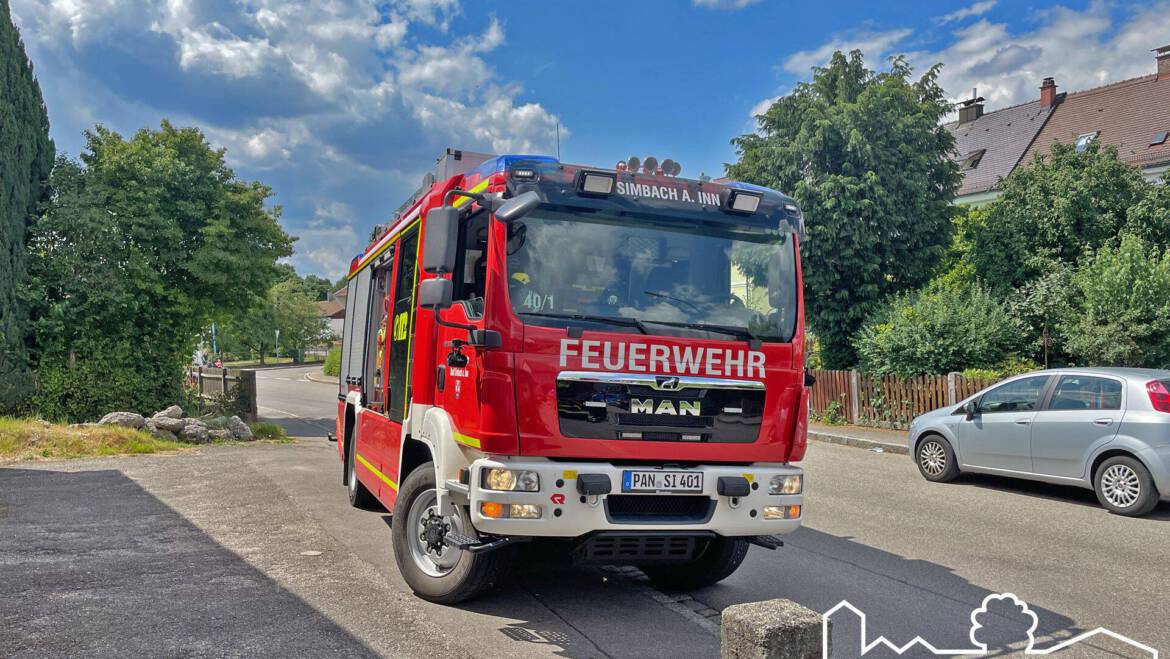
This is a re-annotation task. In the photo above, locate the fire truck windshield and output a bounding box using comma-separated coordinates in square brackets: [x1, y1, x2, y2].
[505, 210, 798, 342]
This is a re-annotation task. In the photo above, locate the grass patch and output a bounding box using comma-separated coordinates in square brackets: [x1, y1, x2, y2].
[0, 417, 190, 463]
[249, 421, 288, 440]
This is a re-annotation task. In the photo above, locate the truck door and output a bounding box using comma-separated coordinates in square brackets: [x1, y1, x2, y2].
[388, 228, 420, 423]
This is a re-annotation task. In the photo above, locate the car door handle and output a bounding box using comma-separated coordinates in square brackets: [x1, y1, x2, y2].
[1014, 419, 1031, 425]
[1093, 418, 1113, 426]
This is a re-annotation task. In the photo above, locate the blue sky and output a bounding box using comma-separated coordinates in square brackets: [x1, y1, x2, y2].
[11, 0, 1168, 278]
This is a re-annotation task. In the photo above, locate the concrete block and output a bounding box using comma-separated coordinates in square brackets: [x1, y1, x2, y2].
[721, 599, 825, 659]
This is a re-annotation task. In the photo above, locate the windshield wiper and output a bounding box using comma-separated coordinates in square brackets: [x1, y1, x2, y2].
[643, 290, 701, 313]
[638, 319, 761, 343]
[518, 312, 649, 334]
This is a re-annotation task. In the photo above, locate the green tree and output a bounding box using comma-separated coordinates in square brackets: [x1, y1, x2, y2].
[728, 51, 960, 367]
[1060, 234, 1170, 367]
[219, 295, 280, 363]
[27, 122, 294, 421]
[967, 143, 1146, 293]
[271, 279, 331, 360]
[0, 3, 54, 412]
[854, 280, 1024, 376]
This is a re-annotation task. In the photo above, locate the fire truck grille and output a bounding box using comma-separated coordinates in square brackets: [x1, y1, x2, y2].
[604, 495, 715, 524]
[572, 533, 709, 565]
[616, 413, 713, 428]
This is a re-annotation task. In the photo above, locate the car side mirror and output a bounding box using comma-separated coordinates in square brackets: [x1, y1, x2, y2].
[963, 400, 978, 420]
[495, 191, 541, 223]
[418, 277, 452, 310]
[423, 206, 460, 274]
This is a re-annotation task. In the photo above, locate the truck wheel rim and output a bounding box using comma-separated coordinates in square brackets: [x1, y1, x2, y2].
[1101, 464, 1140, 508]
[406, 489, 465, 577]
[919, 441, 947, 476]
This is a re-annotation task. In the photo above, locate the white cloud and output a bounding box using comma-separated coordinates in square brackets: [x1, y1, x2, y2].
[781, 27, 913, 75]
[772, 1, 1166, 113]
[692, 0, 763, 8]
[750, 96, 780, 118]
[935, 0, 996, 25]
[916, 1, 1167, 110]
[10, 0, 563, 277]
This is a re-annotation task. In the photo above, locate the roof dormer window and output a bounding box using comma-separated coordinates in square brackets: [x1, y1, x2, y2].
[1075, 131, 1099, 152]
[959, 148, 986, 171]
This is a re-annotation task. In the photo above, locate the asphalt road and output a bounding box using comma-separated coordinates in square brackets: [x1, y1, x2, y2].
[3, 364, 1168, 658]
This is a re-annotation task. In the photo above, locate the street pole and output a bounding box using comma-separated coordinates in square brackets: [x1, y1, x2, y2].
[275, 329, 281, 361]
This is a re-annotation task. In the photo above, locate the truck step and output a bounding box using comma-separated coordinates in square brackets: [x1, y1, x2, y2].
[748, 534, 785, 551]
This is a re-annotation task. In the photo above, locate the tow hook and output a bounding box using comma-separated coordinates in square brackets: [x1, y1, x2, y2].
[748, 535, 785, 551]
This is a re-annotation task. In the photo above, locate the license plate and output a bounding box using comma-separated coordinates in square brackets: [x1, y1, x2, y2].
[622, 470, 704, 493]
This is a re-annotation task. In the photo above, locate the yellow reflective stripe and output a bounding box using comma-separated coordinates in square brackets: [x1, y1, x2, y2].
[348, 217, 420, 280]
[355, 452, 398, 491]
[452, 178, 491, 207]
[453, 432, 482, 449]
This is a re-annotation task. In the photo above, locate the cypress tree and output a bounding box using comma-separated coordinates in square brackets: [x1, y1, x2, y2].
[0, 0, 54, 412]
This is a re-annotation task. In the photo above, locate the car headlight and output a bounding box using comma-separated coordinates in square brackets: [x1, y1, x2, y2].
[769, 474, 802, 495]
[482, 468, 540, 492]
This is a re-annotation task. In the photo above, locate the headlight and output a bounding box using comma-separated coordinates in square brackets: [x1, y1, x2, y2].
[482, 468, 540, 492]
[769, 474, 802, 495]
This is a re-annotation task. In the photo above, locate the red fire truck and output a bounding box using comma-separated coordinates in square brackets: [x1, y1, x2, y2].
[334, 149, 808, 603]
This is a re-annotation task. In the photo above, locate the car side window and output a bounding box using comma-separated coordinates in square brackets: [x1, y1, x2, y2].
[1048, 375, 1122, 411]
[978, 376, 1050, 413]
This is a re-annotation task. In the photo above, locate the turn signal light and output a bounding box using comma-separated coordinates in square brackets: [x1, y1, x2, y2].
[479, 502, 542, 519]
[762, 505, 802, 520]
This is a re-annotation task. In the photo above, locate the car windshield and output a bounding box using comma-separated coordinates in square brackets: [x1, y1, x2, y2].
[504, 210, 798, 342]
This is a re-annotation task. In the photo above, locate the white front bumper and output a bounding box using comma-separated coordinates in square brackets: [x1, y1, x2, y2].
[464, 458, 804, 537]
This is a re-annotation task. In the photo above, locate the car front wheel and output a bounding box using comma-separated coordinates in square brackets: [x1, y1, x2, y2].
[1094, 456, 1159, 517]
[915, 435, 960, 482]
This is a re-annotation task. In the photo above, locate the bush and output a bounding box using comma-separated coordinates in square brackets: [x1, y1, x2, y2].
[1060, 234, 1170, 367]
[322, 346, 341, 377]
[32, 344, 184, 423]
[249, 421, 287, 439]
[855, 280, 1024, 376]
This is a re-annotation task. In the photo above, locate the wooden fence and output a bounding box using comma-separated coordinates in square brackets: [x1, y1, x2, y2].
[186, 367, 258, 421]
[808, 369, 998, 429]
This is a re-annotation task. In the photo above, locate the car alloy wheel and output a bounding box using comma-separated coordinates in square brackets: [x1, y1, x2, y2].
[919, 440, 947, 477]
[1100, 464, 1141, 509]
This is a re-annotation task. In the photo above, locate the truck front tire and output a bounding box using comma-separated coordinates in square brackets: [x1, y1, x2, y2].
[641, 536, 749, 591]
[391, 461, 517, 604]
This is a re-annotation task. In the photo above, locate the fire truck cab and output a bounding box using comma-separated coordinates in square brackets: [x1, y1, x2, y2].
[336, 149, 808, 603]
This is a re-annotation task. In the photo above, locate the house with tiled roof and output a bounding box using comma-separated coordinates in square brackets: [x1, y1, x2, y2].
[1020, 45, 1170, 183]
[948, 44, 1170, 206]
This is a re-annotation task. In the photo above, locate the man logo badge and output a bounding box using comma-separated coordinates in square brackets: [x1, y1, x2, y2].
[630, 398, 701, 416]
[652, 376, 683, 391]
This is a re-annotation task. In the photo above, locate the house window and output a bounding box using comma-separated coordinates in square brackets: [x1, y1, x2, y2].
[960, 149, 986, 171]
[1075, 132, 1098, 152]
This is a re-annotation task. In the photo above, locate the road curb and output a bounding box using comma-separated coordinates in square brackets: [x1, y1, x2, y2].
[808, 430, 908, 455]
[305, 371, 339, 385]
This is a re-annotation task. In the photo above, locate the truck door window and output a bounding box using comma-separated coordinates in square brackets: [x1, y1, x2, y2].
[364, 260, 394, 413]
[452, 210, 488, 318]
[387, 229, 420, 422]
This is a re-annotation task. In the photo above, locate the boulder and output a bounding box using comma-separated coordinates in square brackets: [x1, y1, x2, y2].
[144, 421, 178, 442]
[228, 416, 254, 441]
[208, 429, 233, 441]
[178, 422, 210, 444]
[153, 405, 184, 419]
[98, 412, 146, 429]
[151, 416, 187, 433]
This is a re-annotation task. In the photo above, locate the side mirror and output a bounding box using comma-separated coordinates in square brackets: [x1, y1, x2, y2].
[418, 277, 453, 310]
[963, 400, 978, 420]
[495, 191, 541, 223]
[423, 206, 460, 274]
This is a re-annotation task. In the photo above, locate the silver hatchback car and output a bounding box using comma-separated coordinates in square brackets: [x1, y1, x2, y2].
[908, 368, 1170, 516]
